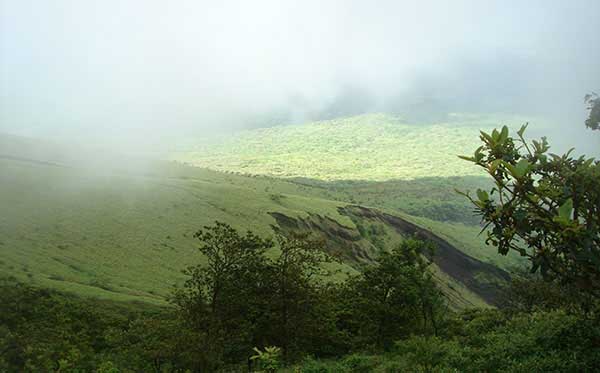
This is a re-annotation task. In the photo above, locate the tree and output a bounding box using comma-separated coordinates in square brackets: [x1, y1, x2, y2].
[171, 221, 273, 369]
[265, 233, 340, 361]
[499, 270, 598, 315]
[338, 239, 443, 349]
[585, 93, 600, 130]
[104, 315, 196, 372]
[172, 223, 342, 368]
[459, 125, 600, 293]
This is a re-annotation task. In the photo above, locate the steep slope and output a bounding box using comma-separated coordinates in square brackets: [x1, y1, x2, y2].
[269, 207, 509, 307]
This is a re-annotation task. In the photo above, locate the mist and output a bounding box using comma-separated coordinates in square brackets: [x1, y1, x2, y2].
[1, 0, 599, 155]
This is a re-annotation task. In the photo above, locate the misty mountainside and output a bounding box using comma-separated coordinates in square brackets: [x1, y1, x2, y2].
[172, 112, 540, 181]
[0, 132, 522, 308]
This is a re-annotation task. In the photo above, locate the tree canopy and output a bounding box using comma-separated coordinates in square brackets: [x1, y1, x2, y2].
[460, 125, 600, 294]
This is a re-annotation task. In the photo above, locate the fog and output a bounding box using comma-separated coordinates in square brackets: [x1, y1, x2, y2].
[1, 0, 599, 155]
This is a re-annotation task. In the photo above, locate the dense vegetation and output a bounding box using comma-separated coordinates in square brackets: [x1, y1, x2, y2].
[2, 227, 598, 372]
[172, 113, 539, 181]
[0, 224, 445, 372]
[294, 176, 492, 225]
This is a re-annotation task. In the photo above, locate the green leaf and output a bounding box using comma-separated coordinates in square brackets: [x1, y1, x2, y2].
[500, 126, 509, 142]
[480, 131, 493, 143]
[527, 193, 540, 203]
[550, 154, 561, 162]
[514, 159, 531, 178]
[540, 137, 550, 153]
[489, 159, 503, 173]
[502, 161, 518, 178]
[492, 129, 500, 141]
[476, 189, 489, 202]
[517, 123, 528, 137]
[458, 155, 475, 162]
[474, 146, 485, 162]
[565, 148, 575, 158]
[530, 257, 542, 273]
[558, 198, 573, 220]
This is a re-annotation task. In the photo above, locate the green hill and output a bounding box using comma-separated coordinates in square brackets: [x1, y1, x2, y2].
[172, 113, 536, 181]
[0, 133, 521, 308]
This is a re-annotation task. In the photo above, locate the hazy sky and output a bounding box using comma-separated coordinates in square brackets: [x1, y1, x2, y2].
[1, 0, 599, 149]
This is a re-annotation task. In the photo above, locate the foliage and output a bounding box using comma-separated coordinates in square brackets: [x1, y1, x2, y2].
[297, 175, 493, 225]
[459, 125, 600, 293]
[172, 222, 347, 368]
[0, 278, 135, 372]
[336, 239, 445, 350]
[466, 309, 600, 372]
[399, 309, 600, 372]
[3, 229, 600, 372]
[393, 335, 466, 370]
[172, 113, 537, 181]
[0, 277, 217, 372]
[103, 314, 200, 372]
[266, 233, 341, 360]
[291, 307, 600, 373]
[171, 223, 447, 369]
[171, 222, 273, 369]
[250, 346, 282, 373]
[500, 270, 599, 315]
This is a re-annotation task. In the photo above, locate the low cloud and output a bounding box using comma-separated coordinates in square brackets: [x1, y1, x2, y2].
[1, 0, 598, 154]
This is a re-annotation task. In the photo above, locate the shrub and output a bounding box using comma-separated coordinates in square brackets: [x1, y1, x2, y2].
[341, 353, 381, 373]
[250, 346, 282, 373]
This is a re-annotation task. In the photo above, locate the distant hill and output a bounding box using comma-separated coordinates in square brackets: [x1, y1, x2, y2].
[0, 133, 523, 308]
[172, 113, 536, 181]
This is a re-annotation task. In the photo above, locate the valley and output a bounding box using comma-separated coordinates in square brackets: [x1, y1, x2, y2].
[172, 113, 539, 181]
[0, 118, 524, 309]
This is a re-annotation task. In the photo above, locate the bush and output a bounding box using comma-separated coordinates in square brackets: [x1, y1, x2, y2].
[250, 346, 282, 373]
[470, 310, 600, 372]
[294, 356, 346, 373]
[341, 354, 381, 373]
[393, 336, 467, 370]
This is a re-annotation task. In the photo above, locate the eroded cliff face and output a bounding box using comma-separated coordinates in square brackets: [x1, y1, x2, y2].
[269, 211, 376, 263]
[270, 205, 510, 307]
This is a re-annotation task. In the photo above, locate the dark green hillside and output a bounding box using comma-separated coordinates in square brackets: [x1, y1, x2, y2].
[290, 176, 493, 225]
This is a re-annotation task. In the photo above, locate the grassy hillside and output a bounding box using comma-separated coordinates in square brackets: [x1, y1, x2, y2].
[0, 132, 524, 308]
[289, 176, 493, 225]
[172, 113, 536, 181]
[0, 156, 355, 305]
